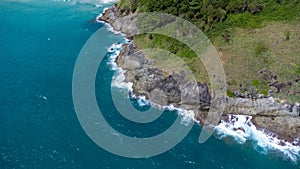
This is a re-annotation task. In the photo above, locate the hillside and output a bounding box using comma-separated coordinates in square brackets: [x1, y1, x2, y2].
[115, 0, 300, 102]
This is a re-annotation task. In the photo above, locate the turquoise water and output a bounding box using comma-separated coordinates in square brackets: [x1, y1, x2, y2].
[0, 0, 298, 168]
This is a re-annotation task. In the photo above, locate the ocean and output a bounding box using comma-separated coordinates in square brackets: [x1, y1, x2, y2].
[0, 0, 299, 168]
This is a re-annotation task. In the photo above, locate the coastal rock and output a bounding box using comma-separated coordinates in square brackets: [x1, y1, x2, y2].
[149, 88, 168, 105]
[226, 97, 300, 117]
[98, 6, 119, 24]
[116, 43, 212, 111]
[113, 15, 138, 37]
[252, 116, 300, 143]
[101, 6, 300, 143]
[99, 6, 138, 37]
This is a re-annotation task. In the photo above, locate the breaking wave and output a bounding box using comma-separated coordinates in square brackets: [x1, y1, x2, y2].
[99, 6, 299, 164]
[215, 114, 300, 162]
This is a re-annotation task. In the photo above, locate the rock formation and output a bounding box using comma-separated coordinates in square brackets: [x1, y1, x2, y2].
[99, 6, 300, 144]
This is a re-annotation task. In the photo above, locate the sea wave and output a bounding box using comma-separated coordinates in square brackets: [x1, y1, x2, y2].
[136, 95, 151, 107]
[98, 6, 300, 164]
[52, 0, 118, 7]
[107, 41, 133, 91]
[96, 13, 126, 36]
[106, 41, 197, 126]
[215, 114, 300, 162]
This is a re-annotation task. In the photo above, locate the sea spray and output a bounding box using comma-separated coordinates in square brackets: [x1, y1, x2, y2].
[106, 40, 198, 126]
[216, 114, 300, 162]
[98, 6, 300, 163]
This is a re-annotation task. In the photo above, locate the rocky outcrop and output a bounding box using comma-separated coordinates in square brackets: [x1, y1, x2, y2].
[99, 6, 300, 143]
[226, 97, 300, 142]
[116, 42, 300, 142]
[99, 6, 138, 37]
[117, 43, 211, 112]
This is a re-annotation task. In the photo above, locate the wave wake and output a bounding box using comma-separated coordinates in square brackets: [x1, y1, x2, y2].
[106, 40, 197, 126]
[53, 0, 119, 7]
[98, 7, 299, 164]
[215, 114, 300, 162]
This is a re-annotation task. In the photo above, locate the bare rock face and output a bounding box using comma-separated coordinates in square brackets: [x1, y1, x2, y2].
[226, 97, 300, 142]
[226, 97, 300, 117]
[150, 88, 169, 105]
[116, 44, 212, 110]
[98, 6, 119, 24]
[100, 6, 300, 143]
[99, 6, 138, 37]
[252, 116, 300, 143]
[112, 15, 138, 37]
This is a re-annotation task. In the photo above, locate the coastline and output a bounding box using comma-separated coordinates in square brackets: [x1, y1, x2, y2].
[97, 6, 300, 162]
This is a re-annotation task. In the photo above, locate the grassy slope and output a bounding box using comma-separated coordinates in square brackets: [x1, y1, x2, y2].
[118, 0, 300, 102]
[214, 21, 300, 102]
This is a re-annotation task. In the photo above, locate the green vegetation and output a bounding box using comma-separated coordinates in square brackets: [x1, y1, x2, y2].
[119, 0, 300, 38]
[255, 42, 267, 56]
[134, 34, 209, 83]
[117, 0, 300, 102]
[227, 89, 235, 98]
[296, 66, 300, 74]
[230, 79, 237, 86]
[135, 34, 197, 59]
[251, 79, 260, 87]
[259, 89, 268, 96]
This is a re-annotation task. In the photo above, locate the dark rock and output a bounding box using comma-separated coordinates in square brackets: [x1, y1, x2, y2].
[101, 6, 300, 143]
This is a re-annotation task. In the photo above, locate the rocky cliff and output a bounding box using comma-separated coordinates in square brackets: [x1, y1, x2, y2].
[98, 6, 300, 144]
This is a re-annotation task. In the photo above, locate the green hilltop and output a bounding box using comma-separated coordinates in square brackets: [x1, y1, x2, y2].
[116, 0, 300, 102]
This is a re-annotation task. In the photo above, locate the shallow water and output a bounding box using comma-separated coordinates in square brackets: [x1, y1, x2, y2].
[0, 0, 299, 168]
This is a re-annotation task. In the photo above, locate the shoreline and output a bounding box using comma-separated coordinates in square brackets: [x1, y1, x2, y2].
[96, 6, 300, 161]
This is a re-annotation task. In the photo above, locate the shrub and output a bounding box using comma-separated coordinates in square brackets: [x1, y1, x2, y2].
[231, 79, 237, 85]
[255, 42, 267, 56]
[296, 66, 300, 74]
[252, 79, 260, 86]
[227, 89, 235, 97]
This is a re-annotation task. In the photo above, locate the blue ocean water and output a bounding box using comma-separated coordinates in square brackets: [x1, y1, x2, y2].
[0, 0, 298, 168]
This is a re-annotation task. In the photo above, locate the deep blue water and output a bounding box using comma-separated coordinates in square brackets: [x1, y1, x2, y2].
[0, 1, 298, 168]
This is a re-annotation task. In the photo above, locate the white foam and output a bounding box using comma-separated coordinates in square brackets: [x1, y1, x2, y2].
[100, 0, 119, 4]
[96, 8, 127, 36]
[95, 7, 109, 21]
[111, 68, 133, 91]
[98, 5, 300, 162]
[216, 114, 300, 162]
[98, 4, 133, 92]
[178, 109, 197, 126]
[52, 0, 117, 8]
[106, 41, 133, 92]
[36, 94, 48, 102]
[107, 43, 123, 52]
[136, 96, 150, 107]
[105, 24, 125, 35]
[150, 103, 199, 125]
[120, 86, 198, 126]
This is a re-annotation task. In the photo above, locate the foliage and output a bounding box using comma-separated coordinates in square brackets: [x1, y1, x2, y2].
[296, 66, 300, 74]
[255, 42, 268, 56]
[118, 0, 300, 37]
[259, 89, 268, 97]
[118, 0, 300, 99]
[251, 79, 260, 86]
[227, 89, 235, 97]
[231, 79, 237, 86]
[135, 33, 197, 59]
